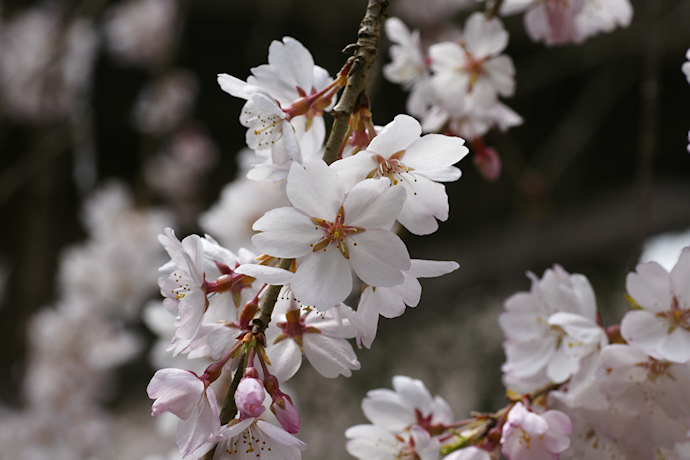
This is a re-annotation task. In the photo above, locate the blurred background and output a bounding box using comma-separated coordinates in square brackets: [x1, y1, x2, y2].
[1, 0, 689, 458]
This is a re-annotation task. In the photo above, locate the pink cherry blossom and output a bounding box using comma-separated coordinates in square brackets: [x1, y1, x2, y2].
[500, 265, 606, 393]
[252, 158, 410, 310]
[147, 368, 221, 456]
[235, 377, 266, 419]
[621, 247, 690, 363]
[500, 402, 572, 460]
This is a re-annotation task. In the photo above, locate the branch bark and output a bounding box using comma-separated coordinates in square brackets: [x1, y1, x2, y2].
[322, 0, 388, 165]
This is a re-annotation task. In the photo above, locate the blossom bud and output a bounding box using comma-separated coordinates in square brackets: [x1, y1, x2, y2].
[235, 377, 265, 419]
[271, 394, 300, 434]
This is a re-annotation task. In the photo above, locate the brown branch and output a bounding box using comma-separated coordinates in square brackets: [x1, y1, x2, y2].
[322, 0, 389, 166]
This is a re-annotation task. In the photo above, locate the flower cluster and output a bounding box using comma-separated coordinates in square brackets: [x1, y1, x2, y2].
[146, 34, 464, 459]
[383, 13, 522, 181]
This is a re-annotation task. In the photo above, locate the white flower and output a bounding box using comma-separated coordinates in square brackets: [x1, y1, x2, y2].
[621, 247, 690, 363]
[346, 424, 440, 460]
[351, 259, 459, 348]
[383, 17, 429, 93]
[217, 37, 333, 181]
[158, 228, 208, 354]
[252, 158, 410, 310]
[213, 418, 306, 459]
[332, 114, 468, 235]
[265, 292, 360, 380]
[147, 368, 221, 457]
[500, 402, 572, 460]
[429, 13, 514, 109]
[499, 265, 607, 393]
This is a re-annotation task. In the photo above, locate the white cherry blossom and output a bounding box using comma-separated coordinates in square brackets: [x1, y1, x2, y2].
[499, 265, 607, 393]
[265, 290, 360, 380]
[429, 12, 514, 109]
[252, 158, 410, 310]
[621, 247, 690, 363]
[332, 114, 468, 235]
[351, 259, 459, 348]
[213, 418, 306, 460]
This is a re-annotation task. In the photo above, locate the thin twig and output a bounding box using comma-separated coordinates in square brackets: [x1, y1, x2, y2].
[322, 0, 389, 166]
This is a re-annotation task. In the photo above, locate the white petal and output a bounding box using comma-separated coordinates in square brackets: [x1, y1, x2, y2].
[303, 332, 360, 378]
[252, 207, 320, 258]
[286, 159, 344, 221]
[291, 250, 352, 309]
[349, 230, 410, 286]
[234, 264, 293, 285]
[344, 178, 405, 229]
[409, 259, 459, 278]
[365, 114, 421, 157]
[266, 336, 303, 382]
[626, 261, 673, 313]
[402, 134, 467, 181]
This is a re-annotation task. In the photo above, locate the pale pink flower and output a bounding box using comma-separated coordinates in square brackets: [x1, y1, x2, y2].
[235, 378, 266, 419]
[147, 368, 221, 456]
[621, 247, 690, 363]
[332, 114, 468, 235]
[501, 0, 632, 46]
[500, 265, 607, 393]
[429, 13, 514, 109]
[683, 49, 690, 84]
[501, 402, 572, 460]
[252, 158, 410, 310]
[346, 424, 440, 460]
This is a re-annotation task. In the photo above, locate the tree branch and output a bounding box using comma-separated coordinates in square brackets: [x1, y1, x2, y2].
[322, 0, 388, 166]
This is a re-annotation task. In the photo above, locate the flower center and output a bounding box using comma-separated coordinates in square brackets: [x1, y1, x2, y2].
[310, 206, 365, 259]
[367, 151, 414, 186]
[656, 296, 690, 333]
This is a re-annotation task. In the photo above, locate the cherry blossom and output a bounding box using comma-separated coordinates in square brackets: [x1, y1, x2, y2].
[621, 247, 690, 363]
[265, 289, 360, 380]
[346, 424, 440, 460]
[217, 37, 335, 180]
[443, 447, 492, 460]
[501, 0, 633, 46]
[147, 368, 221, 456]
[332, 114, 468, 235]
[429, 12, 514, 109]
[350, 259, 459, 348]
[499, 265, 607, 393]
[683, 49, 690, 84]
[500, 402, 572, 460]
[213, 418, 306, 460]
[158, 228, 208, 355]
[252, 158, 410, 310]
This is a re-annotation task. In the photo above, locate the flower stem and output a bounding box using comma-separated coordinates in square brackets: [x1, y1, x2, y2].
[322, 0, 389, 166]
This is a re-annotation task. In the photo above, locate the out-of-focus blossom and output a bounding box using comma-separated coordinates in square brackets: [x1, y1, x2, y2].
[104, 0, 178, 67]
[0, 7, 98, 122]
[134, 70, 199, 134]
[501, 0, 633, 46]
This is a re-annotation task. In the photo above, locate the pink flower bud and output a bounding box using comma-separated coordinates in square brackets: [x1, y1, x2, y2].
[271, 394, 300, 434]
[235, 377, 265, 419]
